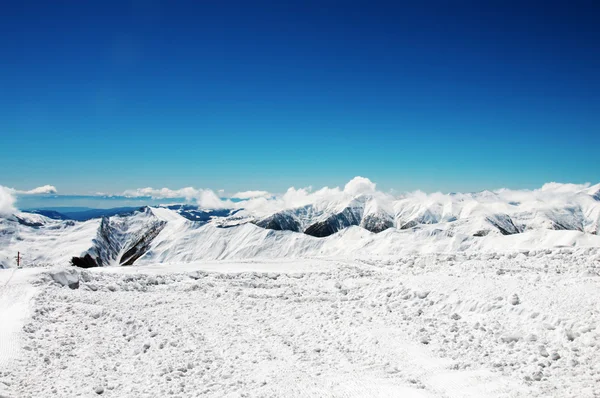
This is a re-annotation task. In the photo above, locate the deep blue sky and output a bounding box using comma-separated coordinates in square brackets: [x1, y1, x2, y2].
[1, 0, 599, 194]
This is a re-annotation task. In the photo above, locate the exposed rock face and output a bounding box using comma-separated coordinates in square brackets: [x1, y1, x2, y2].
[120, 222, 166, 265]
[485, 214, 520, 235]
[400, 220, 419, 230]
[361, 213, 394, 233]
[71, 208, 166, 268]
[15, 216, 44, 228]
[165, 205, 233, 222]
[71, 254, 98, 268]
[254, 213, 301, 232]
[304, 207, 362, 237]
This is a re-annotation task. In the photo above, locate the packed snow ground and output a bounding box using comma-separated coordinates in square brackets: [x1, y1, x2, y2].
[2, 252, 600, 397]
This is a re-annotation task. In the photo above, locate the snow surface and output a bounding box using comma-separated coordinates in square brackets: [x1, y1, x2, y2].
[1, 252, 600, 397]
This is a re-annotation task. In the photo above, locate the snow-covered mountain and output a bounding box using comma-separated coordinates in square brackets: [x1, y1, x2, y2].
[248, 182, 600, 238]
[1, 181, 599, 268]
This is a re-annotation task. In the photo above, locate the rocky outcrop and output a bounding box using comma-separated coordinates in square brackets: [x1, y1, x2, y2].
[486, 214, 520, 235]
[15, 216, 44, 228]
[71, 209, 166, 268]
[120, 222, 166, 265]
[361, 213, 394, 233]
[166, 205, 233, 222]
[304, 207, 362, 237]
[71, 253, 99, 268]
[254, 213, 301, 232]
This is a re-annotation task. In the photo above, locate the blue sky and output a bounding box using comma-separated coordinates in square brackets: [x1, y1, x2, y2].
[1, 0, 599, 195]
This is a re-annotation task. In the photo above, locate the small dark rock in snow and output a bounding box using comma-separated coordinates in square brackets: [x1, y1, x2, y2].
[94, 386, 104, 394]
[450, 313, 461, 320]
[417, 291, 430, 299]
[50, 269, 80, 289]
[551, 352, 561, 361]
[510, 294, 520, 305]
[532, 371, 543, 381]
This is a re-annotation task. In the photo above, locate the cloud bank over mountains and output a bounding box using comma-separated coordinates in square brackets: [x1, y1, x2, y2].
[0, 184, 58, 216]
[115, 177, 384, 211]
[2, 178, 599, 216]
[0, 186, 16, 216]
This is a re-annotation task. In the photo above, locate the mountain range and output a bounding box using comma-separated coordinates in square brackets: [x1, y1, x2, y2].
[1, 182, 599, 268]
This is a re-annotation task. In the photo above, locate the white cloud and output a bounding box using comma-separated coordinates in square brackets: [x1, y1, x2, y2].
[0, 186, 17, 217]
[344, 176, 376, 196]
[540, 182, 590, 193]
[123, 187, 200, 200]
[120, 178, 376, 216]
[16, 185, 58, 195]
[236, 177, 383, 217]
[122, 186, 233, 209]
[197, 190, 230, 209]
[232, 190, 271, 199]
[117, 176, 600, 218]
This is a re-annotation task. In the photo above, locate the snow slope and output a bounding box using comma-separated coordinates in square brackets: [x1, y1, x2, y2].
[0, 213, 99, 268]
[0, 268, 39, 397]
[1, 208, 600, 270]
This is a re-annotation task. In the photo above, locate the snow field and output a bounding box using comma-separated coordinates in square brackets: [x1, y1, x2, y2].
[4, 252, 600, 397]
[0, 268, 39, 397]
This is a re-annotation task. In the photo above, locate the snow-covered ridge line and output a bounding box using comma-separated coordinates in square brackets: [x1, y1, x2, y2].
[238, 179, 600, 238]
[0, 179, 599, 268]
[1, 206, 600, 269]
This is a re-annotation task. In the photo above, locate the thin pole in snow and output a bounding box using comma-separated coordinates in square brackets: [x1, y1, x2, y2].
[17, 251, 20, 267]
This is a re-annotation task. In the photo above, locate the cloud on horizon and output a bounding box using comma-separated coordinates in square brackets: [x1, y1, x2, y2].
[5, 178, 598, 216]
[116, 177, 600, 215]
[116, 177, 381, 213]
[122, 187, 233, 209]
[1, 184, 58, 216]
[16, 185, 58, 195]
[231, 190, 271, 199]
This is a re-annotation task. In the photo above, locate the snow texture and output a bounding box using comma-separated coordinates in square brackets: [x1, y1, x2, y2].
[1, 253, 600, 397]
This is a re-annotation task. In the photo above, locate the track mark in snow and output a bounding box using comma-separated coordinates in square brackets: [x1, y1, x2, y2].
[370, 328, 531, 398]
